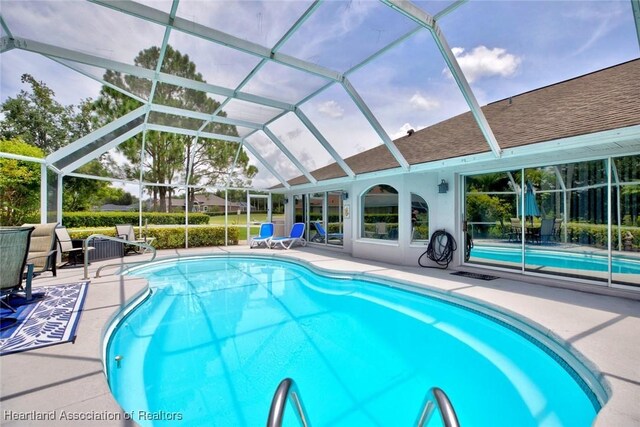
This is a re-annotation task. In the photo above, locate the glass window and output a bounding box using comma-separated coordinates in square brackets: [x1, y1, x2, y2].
[308, 193, 325, 244]
[464, 158, 639, 288]
[411, 194, 429, 243]
[362, 185, 398, 241]
[293, 191, 344, 247]
[327, 191, 344, 247]
[465, 171, 521, 270]
[612, 155, 640, 287]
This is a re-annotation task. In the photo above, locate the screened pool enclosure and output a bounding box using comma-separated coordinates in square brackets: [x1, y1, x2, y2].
[1, 0, 639, 291]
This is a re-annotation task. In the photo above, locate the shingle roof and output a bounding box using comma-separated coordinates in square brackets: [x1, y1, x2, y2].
[284, 58, 640, 187]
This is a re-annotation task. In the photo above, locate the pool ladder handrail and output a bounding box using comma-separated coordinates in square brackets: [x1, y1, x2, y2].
[267, 378, 310, 427]
[83, 234, 157, 279]
[416, 387, 460, 427]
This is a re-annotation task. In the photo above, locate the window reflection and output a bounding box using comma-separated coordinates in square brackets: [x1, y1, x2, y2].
[362, 185, 398, 241]
[411, 193, 429, 242]
[464, 156, 640, 288]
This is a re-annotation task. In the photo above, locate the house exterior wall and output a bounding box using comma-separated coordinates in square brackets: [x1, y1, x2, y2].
[282, 170, 459, 267]
[348, 171, 459, 267]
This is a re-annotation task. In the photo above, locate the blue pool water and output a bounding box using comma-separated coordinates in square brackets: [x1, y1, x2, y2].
[106, 257, 604, 426]
[470, 246, 640, 275]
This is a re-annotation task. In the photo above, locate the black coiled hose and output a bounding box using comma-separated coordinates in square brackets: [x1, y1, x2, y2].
[418, 229, 457, 269]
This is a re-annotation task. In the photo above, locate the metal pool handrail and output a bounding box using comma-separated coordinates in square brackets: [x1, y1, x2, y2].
[416, 387, 459, 427]
[83, 234, 156, 279]
[267, 378, 310, 427]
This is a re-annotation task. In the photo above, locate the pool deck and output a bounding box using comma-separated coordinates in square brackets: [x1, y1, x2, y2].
[1, 245, 639, 426]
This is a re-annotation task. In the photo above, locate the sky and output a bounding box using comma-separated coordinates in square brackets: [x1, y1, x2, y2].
[1, 0, 638, 189]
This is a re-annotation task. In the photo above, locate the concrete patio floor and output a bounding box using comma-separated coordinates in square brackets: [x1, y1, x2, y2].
[1, 245, 639, 426]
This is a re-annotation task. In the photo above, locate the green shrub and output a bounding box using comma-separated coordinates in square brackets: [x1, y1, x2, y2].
[68, 225, 238, 249]
[62, 212, 210, 227]
[565, 223, 640, 250]
[363, 213, 398, 223]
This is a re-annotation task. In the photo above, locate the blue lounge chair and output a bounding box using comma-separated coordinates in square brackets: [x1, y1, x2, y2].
[250, 223, 274, 248]
[311, 221, 343, 244]
[270, 223, 306, 249]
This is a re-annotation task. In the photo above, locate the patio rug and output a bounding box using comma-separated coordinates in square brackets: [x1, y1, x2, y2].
[451, 271, 499, 281]
[0, 282, 89, 356]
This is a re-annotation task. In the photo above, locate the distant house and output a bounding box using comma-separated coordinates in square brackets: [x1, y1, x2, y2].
[169, 194, 243, 213]
[99, 203, 137, 212]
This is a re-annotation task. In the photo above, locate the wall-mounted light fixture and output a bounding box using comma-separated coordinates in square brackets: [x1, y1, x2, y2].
[438, 179, 449, 194]
[284, 198, 289, 204]
[342, 192, 349, 200]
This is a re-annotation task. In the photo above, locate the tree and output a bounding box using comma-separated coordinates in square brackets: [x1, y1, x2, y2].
[0, 74, 94, 154]
[93, 45, 257, 212]
[0, 74, 119, 212]
[0, 138, 44, 225]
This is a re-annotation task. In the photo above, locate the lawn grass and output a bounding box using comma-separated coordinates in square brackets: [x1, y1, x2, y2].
[208, 213, 285, 225]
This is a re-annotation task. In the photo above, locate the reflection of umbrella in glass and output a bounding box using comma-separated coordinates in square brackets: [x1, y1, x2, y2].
[524, 181, 540, 226]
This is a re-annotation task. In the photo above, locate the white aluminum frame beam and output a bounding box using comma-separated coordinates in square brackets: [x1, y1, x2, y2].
[381, 0, 502, 158]
[242, 140, 290, 189]
[342, 77, 409, 170]
[149, 104, 262, 129]
[51, 57, 147, 104]
[632, 0, 640, 49]
[0, 152, 46, 163]
[11, 37, 293, 112]
[90, 0, 342, 82]
[0, 35, 14, 54]
[40, 163, 47, 223]
[61, 123, 145, 174]
[47, 106, 147, 164]
[145, 124, 243, 143]
[295, 109, 355, 178]
[262, 127, 317, 184]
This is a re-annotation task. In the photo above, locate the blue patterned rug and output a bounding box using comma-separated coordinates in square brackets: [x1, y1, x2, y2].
[0, 282, 89, 356]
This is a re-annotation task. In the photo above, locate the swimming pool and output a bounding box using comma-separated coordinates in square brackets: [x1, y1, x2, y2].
[104, 256, 607, 426]
[470, 246, 640, 275]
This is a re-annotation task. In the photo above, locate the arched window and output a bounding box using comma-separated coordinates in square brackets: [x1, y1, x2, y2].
[411, 193, 429, 242]
[362, 184, 398, 240]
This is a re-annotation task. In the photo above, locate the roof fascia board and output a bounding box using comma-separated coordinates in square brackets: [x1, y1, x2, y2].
[61, 123, 145, 174]
[145, 124, 243, 143]
[262, 127, 317, 184]
[286, 125, 640, 190]
[632, 0, 640, 49]
[90, 0, 342, 82]
[241, 140, 291, 189]
[295, 108, 356, 178]
[381, 0, 502, 158]
[12, 37, 293, 112]
[47, 106, 147, 164]
[149, 104, 262, 129]
[342, 77, 410, 170]
[410, 125, 640, 174]
[497, 125, 640, 159]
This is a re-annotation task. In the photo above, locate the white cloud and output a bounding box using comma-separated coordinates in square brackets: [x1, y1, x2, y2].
[391, 123, 418, 140]
[445, 46, 521, 83]
[409, 92, 439, 111]
[317, 100, 344, 119]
